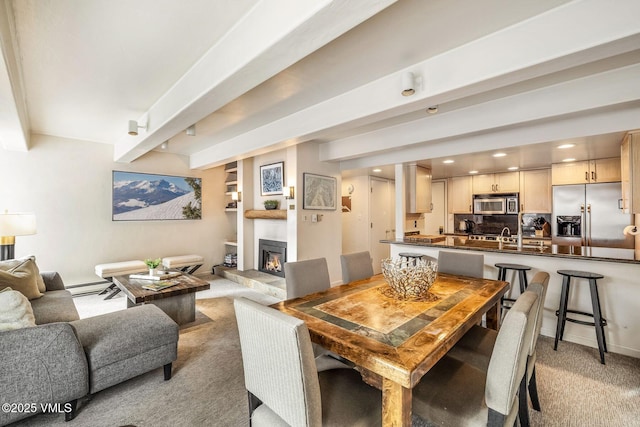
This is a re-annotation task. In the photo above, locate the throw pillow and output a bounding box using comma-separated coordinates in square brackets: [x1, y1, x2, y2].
[0, 255, 46, 293]
[0, 289, 36, 331]
[0, 258, 43, 300]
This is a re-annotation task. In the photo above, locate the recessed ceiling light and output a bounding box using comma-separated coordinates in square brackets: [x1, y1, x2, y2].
[469, 170, 479, 174]
[562, 158, 576, 162]
[442, 159, 454, 164]
[508, 166, 519, 171]
[492, 152, 507, 158]
[372, 168, 382, 173]
[558, 144, 575, 149]
[426, 106, 438, 114]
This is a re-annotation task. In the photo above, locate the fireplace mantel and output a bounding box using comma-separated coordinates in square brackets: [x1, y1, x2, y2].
[244, 209, 287, 220]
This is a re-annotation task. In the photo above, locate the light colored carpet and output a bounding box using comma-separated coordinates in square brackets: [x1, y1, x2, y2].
[13, 277, 640, 426]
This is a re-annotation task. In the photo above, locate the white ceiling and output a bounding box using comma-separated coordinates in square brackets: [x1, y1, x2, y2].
[2, 0, 640, 179]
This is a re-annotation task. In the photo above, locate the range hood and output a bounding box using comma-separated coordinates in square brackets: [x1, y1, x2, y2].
[405, 164, 432, 213]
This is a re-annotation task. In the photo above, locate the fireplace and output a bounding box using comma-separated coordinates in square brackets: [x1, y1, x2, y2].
[258, 239, 287, 277]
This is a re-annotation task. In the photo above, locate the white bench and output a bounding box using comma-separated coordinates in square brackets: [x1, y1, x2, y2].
[95, 260, 147, 299]
[162, 254, 204, 274]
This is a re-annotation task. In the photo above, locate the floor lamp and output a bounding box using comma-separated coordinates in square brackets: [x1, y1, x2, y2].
[0, 211, 37, 261]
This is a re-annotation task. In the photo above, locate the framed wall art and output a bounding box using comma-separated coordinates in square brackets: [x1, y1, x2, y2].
[260, 162, 284, 196]
[303, 173, 336, 210]
[112, 171, 202, 221]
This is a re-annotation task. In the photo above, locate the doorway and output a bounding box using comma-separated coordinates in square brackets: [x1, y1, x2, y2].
[370, 177, 395, 274]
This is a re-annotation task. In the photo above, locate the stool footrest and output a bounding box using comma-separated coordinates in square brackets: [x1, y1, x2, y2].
[555, 309, 607, 327]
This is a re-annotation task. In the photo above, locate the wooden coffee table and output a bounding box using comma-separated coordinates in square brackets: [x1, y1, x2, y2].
[112, 273, 210, 325]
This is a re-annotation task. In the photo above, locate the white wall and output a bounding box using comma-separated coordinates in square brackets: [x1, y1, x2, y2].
[296, 142, 342, 284]
[0, 135, 227, 285]
[251, 149, 289, 267]
[341, 175, 370, 254]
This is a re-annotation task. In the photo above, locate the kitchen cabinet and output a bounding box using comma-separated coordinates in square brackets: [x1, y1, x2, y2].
[551, 158, 620, 185]
[621, 132, 640, 213]
[448, 176, 472, 213]
[405, 164, 432, 213]
[519, 169, 551, 213]
[472, 171, 519, 194]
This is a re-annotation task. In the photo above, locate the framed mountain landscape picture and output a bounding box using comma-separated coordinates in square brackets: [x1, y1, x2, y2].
[112, 171, 202, 221]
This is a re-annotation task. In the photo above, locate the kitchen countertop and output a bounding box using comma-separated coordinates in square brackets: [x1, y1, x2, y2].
[383, 236, 639, 264]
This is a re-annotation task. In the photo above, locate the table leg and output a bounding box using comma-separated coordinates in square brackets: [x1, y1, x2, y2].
[485, 302, 501, 330]
[382, 378, 411, 427]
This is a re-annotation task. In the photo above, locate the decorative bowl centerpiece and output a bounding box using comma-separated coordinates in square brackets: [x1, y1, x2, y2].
[381, 257, 438, 301]
[264, 200, 279, 210]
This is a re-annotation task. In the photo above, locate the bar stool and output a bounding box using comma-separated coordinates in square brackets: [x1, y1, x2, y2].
[495, 263, 531, 310]
[554, 269, 607, 364]
[398, 252, 425, 266]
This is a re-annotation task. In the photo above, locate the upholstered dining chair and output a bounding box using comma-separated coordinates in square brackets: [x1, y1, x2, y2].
[445, 271, 550, 427]
[284, 258, 330, 299]
[234, 297, 382, 427]
[283, 257, 348, 366]
[340, 251, 375, 283]
[437, 250, 484, 278]
[412, 290, 539, 427]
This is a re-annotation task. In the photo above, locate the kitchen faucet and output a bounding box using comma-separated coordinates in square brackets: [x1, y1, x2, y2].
[499, 227, 511, 240]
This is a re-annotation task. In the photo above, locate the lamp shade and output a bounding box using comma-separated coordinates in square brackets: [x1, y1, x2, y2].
[0, 212, 37, 236]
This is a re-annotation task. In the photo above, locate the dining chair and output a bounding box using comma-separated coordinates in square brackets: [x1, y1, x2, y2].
[284, 258, 331, 299]
[340, 251, 374, 283]
[284, 257, 349, 366]
[437, 250, 484, 278]
[412, 290, 539, 427]
[234, 297, 382, 427]
[445, 271, 550, 427]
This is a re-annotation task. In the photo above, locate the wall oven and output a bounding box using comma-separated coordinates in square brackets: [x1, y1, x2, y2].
[473, 194, 518, 215]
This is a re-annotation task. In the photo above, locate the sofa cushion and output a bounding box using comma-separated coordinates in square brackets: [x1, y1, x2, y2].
[0, 256, 46, 293]
[30, 290, 80, 324]
[0, 257, 44, 300]
[0, 289, 36, 331]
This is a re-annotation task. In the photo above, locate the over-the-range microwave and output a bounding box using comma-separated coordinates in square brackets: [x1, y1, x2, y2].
[473, 194, 519, 215]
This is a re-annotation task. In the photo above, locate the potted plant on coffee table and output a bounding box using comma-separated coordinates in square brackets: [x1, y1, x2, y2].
[145, 258, 162, 275]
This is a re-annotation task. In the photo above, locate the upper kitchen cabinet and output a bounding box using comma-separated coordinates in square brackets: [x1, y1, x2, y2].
[621, 132, 640, 214]
[405, 164, 432, 213]
[519, 169, 551, 213]
[448, 176, 473, 214]
[472, 171, 519, 194]
[551, 158, 621, 185]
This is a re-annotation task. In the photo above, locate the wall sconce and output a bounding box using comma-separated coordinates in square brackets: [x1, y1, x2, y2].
[231, 191, 241, 202]
[160, 141, 169, 150]
[0, 211, 37, 261]
[186, 124, 196, 136]
[128, 120, 147, 136]
[284, 186, 295, 199]
[401, 71, 416, 96]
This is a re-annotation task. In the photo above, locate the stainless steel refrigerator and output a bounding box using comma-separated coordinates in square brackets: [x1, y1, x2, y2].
[552, 182, 635, 259]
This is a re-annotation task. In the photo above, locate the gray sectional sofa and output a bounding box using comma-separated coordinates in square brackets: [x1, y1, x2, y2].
[0, 272, 179, 426]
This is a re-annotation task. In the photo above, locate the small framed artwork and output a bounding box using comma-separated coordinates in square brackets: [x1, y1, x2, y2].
[303, 173, 337, 210]
[260, 162, 284, 196]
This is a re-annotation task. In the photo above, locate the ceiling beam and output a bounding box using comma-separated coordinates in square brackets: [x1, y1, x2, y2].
[322, 63, 640, 162]
[189, 0, 640, 169]
[0, 0, 29, 152]
[113, 0, 397, 163]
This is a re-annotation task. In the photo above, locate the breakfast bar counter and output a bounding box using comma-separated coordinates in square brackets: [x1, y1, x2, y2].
[383, 237, 640, 359]
[382, 235, 640, 264]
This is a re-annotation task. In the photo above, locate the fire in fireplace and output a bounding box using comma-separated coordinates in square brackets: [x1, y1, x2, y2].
[258, 239, 287, 278]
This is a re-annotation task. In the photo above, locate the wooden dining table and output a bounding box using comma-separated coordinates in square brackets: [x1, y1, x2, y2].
[271, 272, 509, 427]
